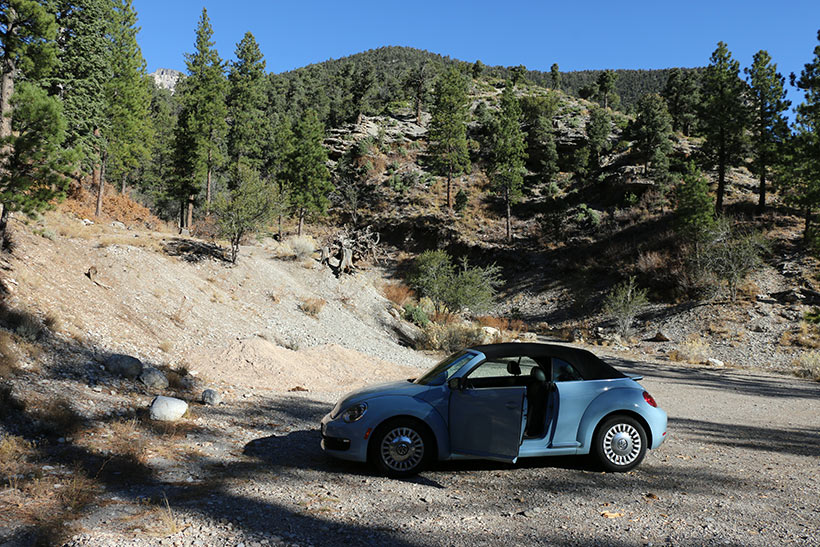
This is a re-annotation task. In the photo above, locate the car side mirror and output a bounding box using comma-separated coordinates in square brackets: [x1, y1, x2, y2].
[448, 377, 465, 391]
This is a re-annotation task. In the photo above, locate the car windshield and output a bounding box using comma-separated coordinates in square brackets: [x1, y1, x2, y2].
[414, 351, 474, 385]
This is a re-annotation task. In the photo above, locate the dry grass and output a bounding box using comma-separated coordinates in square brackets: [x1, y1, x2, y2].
[636, 250, 667, 275]
[792, 351, 820, 381]
[780, 322, 820, 349]
[417, 323, 485, 352]
[0, 435, 36, 489]
[669, 334, 711, 364]
[0, 330, 19, 378]
[168, 297, 191, 327]
[382, 282, 414, 307]
[60, 182, 164, 229]
[158, 340, 173, 353]
[299, 297, 326, 318]
[34, 397, 85, 436]
[287, 235, 317, 260]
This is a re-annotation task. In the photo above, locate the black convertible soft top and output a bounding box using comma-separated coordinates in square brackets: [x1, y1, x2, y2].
[468, 342, 627, 381]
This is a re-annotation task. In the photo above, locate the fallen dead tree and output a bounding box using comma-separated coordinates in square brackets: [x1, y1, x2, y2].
[320, 225, 382, 276]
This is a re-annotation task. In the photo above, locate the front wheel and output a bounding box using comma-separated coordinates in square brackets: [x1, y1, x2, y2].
[370, 418, 431, 478]
[593, 415, 647, 472]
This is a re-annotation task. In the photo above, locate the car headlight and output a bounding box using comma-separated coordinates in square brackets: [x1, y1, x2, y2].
[342, 403, 367, 423]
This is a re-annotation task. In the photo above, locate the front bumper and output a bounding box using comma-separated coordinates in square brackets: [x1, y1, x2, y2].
[320, 412, 370, 463]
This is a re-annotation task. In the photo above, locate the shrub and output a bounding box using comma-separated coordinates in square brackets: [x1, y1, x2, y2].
[403, 304, 430, 327]
[288, 235, 317, 260]
[454, 189, 468, 213]
[793, 351, 820, 381]
[417, 323, 484, 352]
[602, 276, 648, 338]
[675, 162, 715, 237]
[299, 297, 326, 318]
[408, 250, 503, 315]
[669, 335, 711, 364]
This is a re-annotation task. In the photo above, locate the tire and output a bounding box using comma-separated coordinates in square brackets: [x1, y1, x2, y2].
[593, 415, 647, 472]
[369, 418, 431, 478]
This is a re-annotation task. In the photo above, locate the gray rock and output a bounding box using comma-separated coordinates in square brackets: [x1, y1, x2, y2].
[111, 221, 126, 230]
[480, 326, 500, 344]
[202, 389, 222, 406]
[706, 358, 724, 368]
[104, 354, 143, 379]
[149, 396, 188, 421]
[140, 367, 169, 390]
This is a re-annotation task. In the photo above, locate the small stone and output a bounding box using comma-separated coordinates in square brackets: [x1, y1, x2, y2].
[648, 330, 670, 342]
[111, 221, 127, 230]
[706, 358, 724, 368]
[202, 389, 222, 405]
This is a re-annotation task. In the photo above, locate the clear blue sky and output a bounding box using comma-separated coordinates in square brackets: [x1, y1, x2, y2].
[134, 1, 820, 86]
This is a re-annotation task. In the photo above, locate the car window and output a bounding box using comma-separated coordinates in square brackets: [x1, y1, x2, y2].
[552, 358, 584, 382]
[414, 351, 473, 385]
[467, 356, 539, 379]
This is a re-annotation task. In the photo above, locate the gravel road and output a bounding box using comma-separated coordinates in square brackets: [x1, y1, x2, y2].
[49, 358, 820, 547]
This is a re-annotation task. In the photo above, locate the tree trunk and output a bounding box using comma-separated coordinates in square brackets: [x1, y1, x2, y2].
[206, 150, 213, 206]
[186, 194, 194, 229]
[0, 204, 8, 244]
[0, 61, 14, 143]
[298, 209, 304, 236]
[504, 190, 512, 243]
[756, 165, 766, 216]
[446, 171, 453, 212]
[715, 136, 726, 213]
[94, 165, 103, 217]
[179, 198, 185, 230]
[278, 213, 283, 240]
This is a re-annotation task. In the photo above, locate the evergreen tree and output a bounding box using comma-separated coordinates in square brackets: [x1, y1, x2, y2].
[471, 59, 484, 80]
[511, 64, 527, 87]
[227, 31, 267, 171]
[632, 93, 673, 178]
[596, 70, 618, 109]
[265, 116, 295, 239]
[105, 0, 153, 196]
[0, 0, 58, 143]
[700, 41, 750, 212]
[289, 109, 330, 235]
[428, 67, 470, 211]
[141, 83, 178, 219]
[489, 83, 527, 242]
[404, 61, 432, 125]
[54, 0, 113, 216]
[550, 63, 561, 89]
[0, 82, 74, 233]
[745, 50, 790, 215]
[675, 161, 715, 237]
[786, 30, 820, 241]
[662, 68, 700, 135]
[173, 7, 227, 227]
[586, 105, 611, 170]
[530, 113, 558, 183]
[214, 163, 274, 263]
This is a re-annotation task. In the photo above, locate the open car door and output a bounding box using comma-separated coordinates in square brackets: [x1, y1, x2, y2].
[448, 385, 526, 463]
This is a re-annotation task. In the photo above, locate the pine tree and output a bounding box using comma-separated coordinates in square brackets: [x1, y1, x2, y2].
[214, 163, 274, 263]
[586, 105, 611, 170]
[265, 116, 295, 239]
[289, 109, 330, 235]
[530, 113, 558, 183]
[675, 162, 715, 238]
[550, 63, 561, 89]
[700, 41, 750, 212]
[786, 30, 820, 241]
[489, 83, 527, 242]
[633, 93, 673, 178]
[745, 51, 790, 215]
[227, 31, 267, 171]
[428, 67, 470, 212]
[105, 0, 153, 196]
[173, 7, 227, 227]
[404, 61, 432, 125]
[141, 83, 178, 219]
[0, 0, 58, 143]
[662, 68, 700, 136]
[54, 0, 114, 216]
[0, 82, 75, 233]
[596, 70, 618, 109]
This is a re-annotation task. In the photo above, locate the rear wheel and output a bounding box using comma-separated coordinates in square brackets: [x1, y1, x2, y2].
[369, 418, 431, 478]
[593, 415, 647, 472]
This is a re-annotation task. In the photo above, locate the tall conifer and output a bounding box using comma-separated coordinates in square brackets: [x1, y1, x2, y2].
[700, 41, 749, 212]
[174, 8, 227, 227]
[289, 109, 330, 235]
[429, 67, 470, 212]
[227, 31, 267, 172]
[490, 83, 527, 242]
[633, 93, 673, 178]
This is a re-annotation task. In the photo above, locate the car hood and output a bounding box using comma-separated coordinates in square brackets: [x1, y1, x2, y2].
[333, 380, 428, 414]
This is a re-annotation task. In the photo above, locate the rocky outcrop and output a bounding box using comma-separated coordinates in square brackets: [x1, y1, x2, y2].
[149, 68, 183, 93]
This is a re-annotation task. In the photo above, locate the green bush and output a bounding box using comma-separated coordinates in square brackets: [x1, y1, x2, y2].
[403, 304, 430, 327]
[417, 323, 485, 352]
[408, 250, 503, 315]
[454, 188, 468, 213]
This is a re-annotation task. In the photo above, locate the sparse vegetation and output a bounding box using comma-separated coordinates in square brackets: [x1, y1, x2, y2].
[602, 276, 649, 338]
[417, 322, 484, 352]
[299, 297, 327, 318]
[793, 351, 820, 381]
[669, 335, 711, 364]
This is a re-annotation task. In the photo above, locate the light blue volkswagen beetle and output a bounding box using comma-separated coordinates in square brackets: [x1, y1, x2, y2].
[321, 343, 667, 477]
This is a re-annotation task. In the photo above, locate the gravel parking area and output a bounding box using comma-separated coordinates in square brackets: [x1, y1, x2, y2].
[44, 358, 820, 547]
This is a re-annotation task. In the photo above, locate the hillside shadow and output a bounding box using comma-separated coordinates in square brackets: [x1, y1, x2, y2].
[163, 237, 226, 263]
